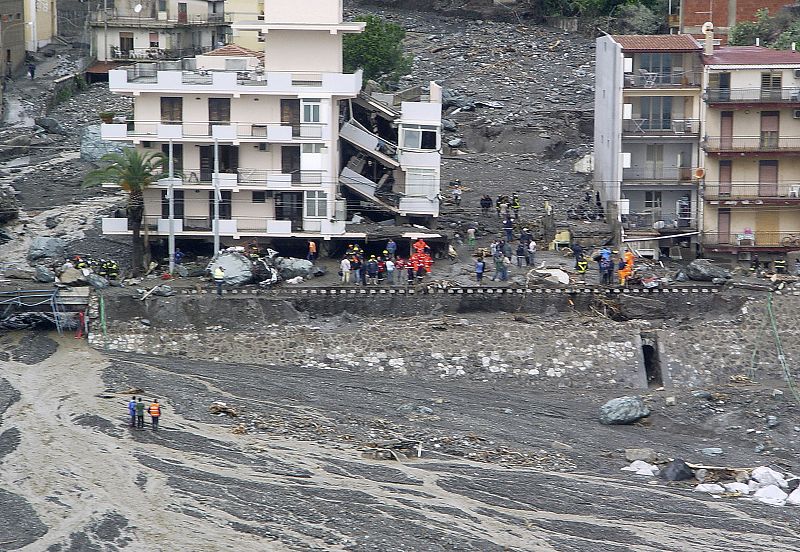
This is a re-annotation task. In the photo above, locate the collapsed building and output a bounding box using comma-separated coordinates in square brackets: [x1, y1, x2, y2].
[97, 0, 442, 255]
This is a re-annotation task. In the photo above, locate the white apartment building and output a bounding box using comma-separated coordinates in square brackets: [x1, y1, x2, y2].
[594, 34, 704, 258]
[90, 0, 230, 62]
[99, 0, 442, 247]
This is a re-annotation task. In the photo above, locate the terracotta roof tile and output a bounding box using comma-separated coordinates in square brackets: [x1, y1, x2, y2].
[612, 34, 701, 52]
[704, 46, 800, 65]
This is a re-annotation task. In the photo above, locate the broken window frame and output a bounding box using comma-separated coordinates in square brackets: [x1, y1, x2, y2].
[401, 124, 439, 151]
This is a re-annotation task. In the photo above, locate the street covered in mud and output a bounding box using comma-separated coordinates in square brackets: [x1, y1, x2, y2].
[0, 331, 798, 551]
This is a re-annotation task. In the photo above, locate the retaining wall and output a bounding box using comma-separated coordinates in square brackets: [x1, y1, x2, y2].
[88, 288, 799, 391]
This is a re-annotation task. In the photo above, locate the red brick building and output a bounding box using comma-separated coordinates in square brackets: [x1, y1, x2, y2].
[674, 0, 793, 44]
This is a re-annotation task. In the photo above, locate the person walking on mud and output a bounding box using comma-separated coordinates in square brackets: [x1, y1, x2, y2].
[135, 397, 145, 429]
[128, 396, 137, 428]
[148, 399, 162, 431]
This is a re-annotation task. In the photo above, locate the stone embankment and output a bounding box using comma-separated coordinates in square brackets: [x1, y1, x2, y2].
[89, 288, 799, 390]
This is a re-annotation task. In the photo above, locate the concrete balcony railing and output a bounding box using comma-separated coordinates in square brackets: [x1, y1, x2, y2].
[704, 182, 800, 200]
[109, 67, 363, 96]
[622, 118, 700, 136]
[622, 211, 696, 231]
[100, 121, 323, 142]
[705, 87, 800, 104]
[703, 231, 800, 248]
[702, 136, 800, 154]
[624, 69, 702, 89]
[138, 168, 326, 189]
[102, 216, 346, 236]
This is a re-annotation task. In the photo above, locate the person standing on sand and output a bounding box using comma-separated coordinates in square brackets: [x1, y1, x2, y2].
[135, 397, 145, 429]
[148, 399, 161, 431]
[128, 396, 137, 428]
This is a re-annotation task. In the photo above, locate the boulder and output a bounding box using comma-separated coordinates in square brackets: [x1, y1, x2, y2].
[754, 484, 788, 506]
[660, 459, 694, 481]
[34, 117, 67, 135]
[58, 267, 85, 285]
[441, 119, 457, 132]
[85, 273, 109, 289]
[34, 265, 56, 283]
[207, 252, 254, 286]
[27, 237, 66, 261]
[150, 284, 175, 297]
[442, 88, 475, 110]
[751, 466, 788, 489]
[683, 259, 731, 281]
[620, 460, 658, 476]
[274, 257, 313, 280]
[694, 483, 725, 494]
[599, 396, 650, 425]
[787, 487, 800, 506]
[4, 268, 34, 280]
[625, 448, 656, 463]
[701, 447, 724, 457]
[724, 482, 751, 495]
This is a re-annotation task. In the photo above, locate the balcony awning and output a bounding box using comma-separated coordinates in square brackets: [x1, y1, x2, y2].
[86, 61, 124, 74]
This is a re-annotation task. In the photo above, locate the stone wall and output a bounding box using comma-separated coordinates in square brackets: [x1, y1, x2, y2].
[89, 288, 800, 391]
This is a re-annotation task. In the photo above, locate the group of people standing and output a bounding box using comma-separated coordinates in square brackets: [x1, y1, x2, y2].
[592, 246, 635, 285]
[478, 194, 522, 220]
[474, 229, 538, 283]
[127, 396, 162, 430]
[339, 238, 434, 286]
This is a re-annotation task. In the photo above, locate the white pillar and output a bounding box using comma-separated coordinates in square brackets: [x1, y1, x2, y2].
[168, 139, 175, 274]
[213, 137, 220, 255]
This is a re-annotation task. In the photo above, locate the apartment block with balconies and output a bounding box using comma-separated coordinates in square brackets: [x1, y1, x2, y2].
[90, 0, 230, 62]
[701, 44, 800, 256]
[594, 34, 703, 257]
[98, 0, 442, 245]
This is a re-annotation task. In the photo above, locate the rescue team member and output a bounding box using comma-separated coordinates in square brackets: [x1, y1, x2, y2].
[128, 396, 137, 428]
[213, 266, 225, 296]
[576, 255, 589, 275]
[149, 399, 162, 431]
[135, 397, 146, 429]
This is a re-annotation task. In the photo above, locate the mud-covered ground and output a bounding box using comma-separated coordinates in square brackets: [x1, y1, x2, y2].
[0, 332, 797, 551]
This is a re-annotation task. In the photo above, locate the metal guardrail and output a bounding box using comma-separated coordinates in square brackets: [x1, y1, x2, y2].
[705, 87, 800, 103]
[704, 183, 800, 200]
[622, 118, 700, 135]
[703, 231, 800, 247]
[624, 70, 702, 89]
[703, 136, 800, 153]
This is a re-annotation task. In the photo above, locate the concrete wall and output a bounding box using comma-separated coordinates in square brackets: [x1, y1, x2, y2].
[263, 0, 342, 24]
[86, 288, 800, 391]
[704, 107, 800, 138]
[0, 0, 26, 77]
[593, 36, 623, 206]
[263, 30, 342, 72]
[24, 0, 56, 51]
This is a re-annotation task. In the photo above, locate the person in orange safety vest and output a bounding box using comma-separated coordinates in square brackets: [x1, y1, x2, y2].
[148, 399, 162, 431]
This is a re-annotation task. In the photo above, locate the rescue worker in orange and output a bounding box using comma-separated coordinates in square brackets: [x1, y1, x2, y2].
[618, 257, 632, 286]
[624, 248, 635, 270]
[148, 399, 162, 431]
[412, 238, 428, 255]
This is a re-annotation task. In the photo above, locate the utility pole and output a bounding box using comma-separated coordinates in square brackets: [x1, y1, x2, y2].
[167, 138, 175, 274]
[213, 137, 220, 255]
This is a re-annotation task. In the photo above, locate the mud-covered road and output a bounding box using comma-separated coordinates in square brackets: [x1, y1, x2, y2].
[0, 332, 798, 551]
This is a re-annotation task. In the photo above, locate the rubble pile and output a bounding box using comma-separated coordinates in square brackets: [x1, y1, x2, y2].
[621, 458, 800, 507]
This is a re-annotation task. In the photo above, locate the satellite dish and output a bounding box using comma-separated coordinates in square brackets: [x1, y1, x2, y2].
[134, 3, 142, 13]
[701, 22, 714, 33]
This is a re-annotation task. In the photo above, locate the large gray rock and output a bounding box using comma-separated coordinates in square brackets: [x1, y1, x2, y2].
[599, 396, 650, 425]
[58, 267, 86, 286]
[85, 273, 109, 289]
[207, 251, 254, 286]
[274, 257, 313, 280]
[34, 265, 56, 283]
[684, 259, 731, 281]
[28, 237, 66, 261]
[4, 268, 34, 280]
[80, 125, 130, 162]
[34, 117, 67, 135]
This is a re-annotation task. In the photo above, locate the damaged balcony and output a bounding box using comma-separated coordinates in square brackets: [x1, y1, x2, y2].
[339, 120, 400, 169]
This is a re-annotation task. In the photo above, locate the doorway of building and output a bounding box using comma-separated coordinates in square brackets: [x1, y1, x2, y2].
[275, 192, 303, 231]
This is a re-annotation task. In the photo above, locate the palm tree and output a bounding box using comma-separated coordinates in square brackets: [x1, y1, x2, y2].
[84, 148, 168, 276]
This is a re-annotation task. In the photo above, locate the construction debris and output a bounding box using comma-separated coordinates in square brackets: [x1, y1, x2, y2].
[209, 401, 240, 417]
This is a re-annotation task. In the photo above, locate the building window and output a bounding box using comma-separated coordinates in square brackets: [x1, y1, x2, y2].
[305, 190, 327, 217]
[760, 111, 779, 148]
[158, 0, 167, 11]
[761, 72, 781, 100]
[160, 97, 183, 123]
[149, 33, 159, 48]
[640, 96, 672, 130]
[302, 143, 323, 153]
[402, 125, 438, 150]
[252, 191, 266, 203]
[14, 13, 20, 19]
[302, 100, 320, 123]
[405, 168, 437, 196]
[644, 191, 662, 209]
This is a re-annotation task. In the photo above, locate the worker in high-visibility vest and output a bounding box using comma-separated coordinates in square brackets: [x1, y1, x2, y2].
[148, 399, 162, 431]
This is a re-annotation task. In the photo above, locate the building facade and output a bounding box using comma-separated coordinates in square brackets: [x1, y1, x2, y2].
[673, 0, 792, 43]
[594, 34, 703, 258]
[90, 0, 230, 62]
[24, 0, 57, 52]
[227, 0, 263, 51]
[99, 0, 442, 247]
[700, 39, 800, 260]
[0, 0, 26, 75]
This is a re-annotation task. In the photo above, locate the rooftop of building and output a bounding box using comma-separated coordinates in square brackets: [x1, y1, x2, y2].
[203, 44, 264, 63]
[611, 34, 701, 52]
[703, 46, 800, 65]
